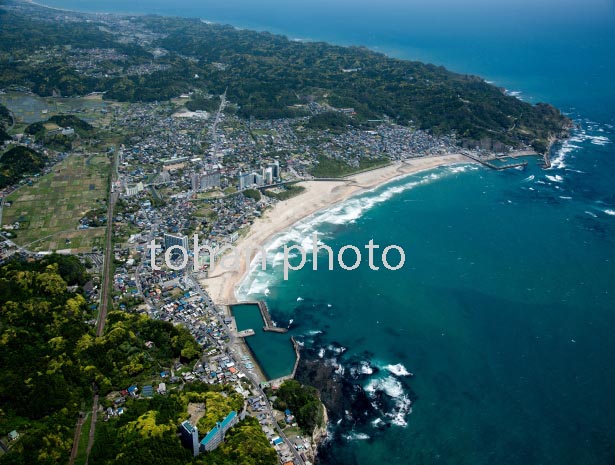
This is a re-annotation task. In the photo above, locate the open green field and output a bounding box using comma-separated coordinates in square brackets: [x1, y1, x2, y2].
[2, 153, 110, 252]
[310, 154, 391, 178]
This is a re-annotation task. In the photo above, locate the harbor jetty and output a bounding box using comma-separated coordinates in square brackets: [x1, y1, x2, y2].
[461, 151, 528, 170]
[269, 336, 301, 387]
[230, 301, 287, 332]
[253, 300, 288, 333]
[542, 150, 552, 168]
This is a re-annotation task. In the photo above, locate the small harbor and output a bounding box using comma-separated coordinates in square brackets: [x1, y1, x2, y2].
[229, 302, 297, 381]
[461, 151, 529, 170]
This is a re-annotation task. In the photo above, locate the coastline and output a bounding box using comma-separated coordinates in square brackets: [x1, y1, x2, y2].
[200, 153, 471, 306]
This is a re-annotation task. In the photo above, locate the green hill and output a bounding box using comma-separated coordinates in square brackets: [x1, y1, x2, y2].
[0, 257, 276, 465]
[0, 3, 570, 151]
[0, 103, 12, 142]
[0, 145, 47, 188]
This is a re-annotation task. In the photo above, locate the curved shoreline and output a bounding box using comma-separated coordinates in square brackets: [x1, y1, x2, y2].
[200, 154, 472, 306]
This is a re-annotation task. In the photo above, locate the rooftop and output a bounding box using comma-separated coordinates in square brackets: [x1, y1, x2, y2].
[200, 411, 237, 446]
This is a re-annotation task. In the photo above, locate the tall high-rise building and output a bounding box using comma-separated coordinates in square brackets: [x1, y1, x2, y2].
[191, 173, 200, 192]
[264, 167, 273, 184]
[192, 171, 221, 192]
[238, 172, 255, 190]
[267, 160, 280, 179]
[180, 421, 200, 457]
[164, 233, 188, 250]
[200, 170, 221, 190]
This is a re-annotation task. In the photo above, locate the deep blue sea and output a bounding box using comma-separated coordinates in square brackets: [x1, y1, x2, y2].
[41, 1, 615, 463]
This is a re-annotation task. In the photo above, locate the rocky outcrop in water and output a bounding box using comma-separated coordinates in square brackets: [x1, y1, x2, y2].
[295, 345, 378, 425]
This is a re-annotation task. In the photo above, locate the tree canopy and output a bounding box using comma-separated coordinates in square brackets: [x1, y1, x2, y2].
[0, 3, 570, 150]
[0, 258, 201, 465]
[0, 146, 47, 188]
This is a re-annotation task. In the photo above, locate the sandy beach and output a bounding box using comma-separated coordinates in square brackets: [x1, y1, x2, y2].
[201, 153, 470, 305]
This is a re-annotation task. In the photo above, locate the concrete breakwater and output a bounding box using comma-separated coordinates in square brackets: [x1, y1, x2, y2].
[269, 336, 301, 387]
[255, 300, 288, 333]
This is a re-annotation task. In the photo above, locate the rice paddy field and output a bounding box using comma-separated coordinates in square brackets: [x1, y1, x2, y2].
[2, 153, 110, 253]
[0, 91, 108, 125]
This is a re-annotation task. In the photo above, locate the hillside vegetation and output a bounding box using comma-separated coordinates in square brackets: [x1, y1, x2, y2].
[0, 256, 276, 465]
[0, 145, 47, 188]
[0, 3, 570, 151]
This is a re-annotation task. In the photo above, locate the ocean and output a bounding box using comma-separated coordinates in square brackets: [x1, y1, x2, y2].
[40, 1, 615, 463]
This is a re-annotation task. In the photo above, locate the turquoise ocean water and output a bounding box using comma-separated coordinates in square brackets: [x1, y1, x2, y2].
[41, 1, 615, 463]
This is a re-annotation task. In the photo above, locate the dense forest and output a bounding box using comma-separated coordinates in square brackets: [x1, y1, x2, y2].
[0, 256, 277, 465]
[90, 384, 276, 465]
[0, 1, 570, 151]
[306, 111, 357, 133]
[272, 380, 324, 434]
[24, 114, 95, 150]
[0, 103, 12, 142]
[0, 257, 198, 464]
[0, 145, 46, 188]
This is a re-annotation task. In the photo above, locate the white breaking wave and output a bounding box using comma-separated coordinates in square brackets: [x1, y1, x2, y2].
[550, 143, 577, 169]
[306, 329, 323, 336]
[238, 166, 470, 298]
[344, 432, 370, 441]
[328, 345, 347, 355]
[267, 167, 458, 251]
[448, 165, 479, 174]
[604, 210, 615, 217]
[585, 211, 598, 218]
[243, 271, 271, 297]
[387, 395, 413, 427]
[589, 135, 611, 146]
[365, 375, 405, 398]
[545, 175, 564, 183]
[358, 361, 374, 375]
[385, 363, 413, 376]
[364, 375, 413, 426]
[550, 125, 612, 170]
